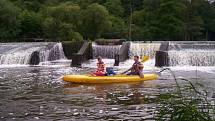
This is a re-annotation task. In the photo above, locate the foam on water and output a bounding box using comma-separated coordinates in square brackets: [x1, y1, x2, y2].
[168, 42, 215, 66]
[169, 66, 215, 74]
[168, 49, 215, 66]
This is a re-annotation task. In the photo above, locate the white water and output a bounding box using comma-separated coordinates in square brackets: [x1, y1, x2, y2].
[84, 42, 160, 72]
[0, 43, 48, 65]
[168, 49, 215, 66]
[129, 42, 160, 59]
[0, 42, 67, 66]
[168, 42, 215, 66]
[39, 43, 67, 65]
[92, 43, 121, 59]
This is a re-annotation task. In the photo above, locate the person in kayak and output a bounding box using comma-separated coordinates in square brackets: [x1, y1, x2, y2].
[121, 55, 144, 78]
[90, 56, 106, 76]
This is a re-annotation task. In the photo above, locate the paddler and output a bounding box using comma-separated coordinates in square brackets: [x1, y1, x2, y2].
[121, 55, 144, 78]
[90, 56, 106, 76]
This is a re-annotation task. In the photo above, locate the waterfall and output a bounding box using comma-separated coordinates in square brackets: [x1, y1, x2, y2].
[39, 43, 66, 62]
[0, 42, 67, 65]
[92, 43, 121, 59]
[129, 42, 161, 58]
[168, 42, 215, 66]
[0, 43, 47, 65]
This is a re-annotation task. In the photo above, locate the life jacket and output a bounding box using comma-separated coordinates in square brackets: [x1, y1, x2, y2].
[96, 62, 105, 73]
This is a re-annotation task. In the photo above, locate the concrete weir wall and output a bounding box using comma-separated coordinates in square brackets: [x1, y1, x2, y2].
[114, 42, 130, 66]
[62, 41, 85, 59]
[71, 42, 92, 67]
[29, 51, 40, 65]
[155, 42, 170, 67]
[29, 42, 84, 65]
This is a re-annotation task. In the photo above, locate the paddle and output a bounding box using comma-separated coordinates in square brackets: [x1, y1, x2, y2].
[119, 55, 149, 75]
[141, 55, 149, 63]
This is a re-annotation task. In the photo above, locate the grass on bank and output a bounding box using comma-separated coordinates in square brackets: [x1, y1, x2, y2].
[156, 68, 215, 121]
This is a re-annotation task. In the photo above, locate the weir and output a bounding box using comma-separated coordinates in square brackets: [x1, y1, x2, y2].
[168, 42, 215, 66]
[92, 43, 121, 59]
[0, 42, 67, 65]
[129, 42, 161, 58]
[5, 41, 214, 67]
[154, 41, 215, 67]
[73, 41, 124, 67]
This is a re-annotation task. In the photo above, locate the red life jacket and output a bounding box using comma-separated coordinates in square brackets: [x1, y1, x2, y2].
[96, 62, 105, 73]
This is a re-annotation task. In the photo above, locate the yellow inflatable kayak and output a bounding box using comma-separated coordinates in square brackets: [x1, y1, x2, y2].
[63, 74, 157, 84]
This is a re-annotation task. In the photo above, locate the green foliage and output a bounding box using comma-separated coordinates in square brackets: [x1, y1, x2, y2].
[185, 0, 205, 40]
[0, 0, 215, 41]
[80, 3, 110, 41]
[156, 69, 215, 121]
[13, 0, 43, 12]
[0, 0, 21, 40]
[102, 16, 126, 39]
[158, 0, 186, 40]
[104, 0, 124, 17]
[42, 2, 82, 41]
[19, 10, 43, 38]
[133, 0, 160, 39]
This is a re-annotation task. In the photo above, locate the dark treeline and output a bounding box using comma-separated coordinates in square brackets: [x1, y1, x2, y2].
[1, 0, 215, 42]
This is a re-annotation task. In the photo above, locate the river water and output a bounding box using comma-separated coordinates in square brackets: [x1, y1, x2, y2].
[0, 42, 215, 120]
[0, 62, 215, 121]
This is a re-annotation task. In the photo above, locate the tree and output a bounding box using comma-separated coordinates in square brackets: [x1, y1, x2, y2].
[3, 0, 215, 41]
[0, 0, 21, 40]
[79, 3, 110, 40]
[102, 16, 126, 39]
[42, 2, 82, 41]
[185, 0, 204, 40]
[158, 0, 186, 40]
[132, 0, 160, 40]
[104, 0, 124, 17]
[13, 0, 43, 12]
[19, 10, 43, 38]
[194, 0, 215, 40]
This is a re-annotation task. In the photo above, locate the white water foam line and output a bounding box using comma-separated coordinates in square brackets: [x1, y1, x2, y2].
[168, 49, 215, 66]
[168, 66, 215, 74]
[39, 59, 71, 66]
[0, 46, 42, 65]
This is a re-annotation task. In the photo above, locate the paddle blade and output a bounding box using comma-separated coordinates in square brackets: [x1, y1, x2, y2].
[141, 55, 149, 63]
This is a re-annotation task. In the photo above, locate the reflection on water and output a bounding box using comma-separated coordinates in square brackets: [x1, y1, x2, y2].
[0, 65, 215, 120]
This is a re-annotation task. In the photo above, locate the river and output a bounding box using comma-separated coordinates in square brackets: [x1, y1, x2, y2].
[0, 64, 215, 121]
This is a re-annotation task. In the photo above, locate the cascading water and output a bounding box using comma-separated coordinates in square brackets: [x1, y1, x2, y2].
[129, 42, 161, 58]
[0, 43, 48, 65]
[39, 43, 66, 62]
[168, 42, 215, 66]
[119, 42, 161, 69]
[0, 42, 67, 65]
[92, 43, 121, 59]
[83, 42, 161, 69]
